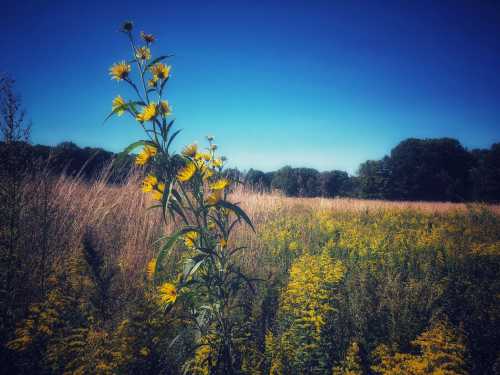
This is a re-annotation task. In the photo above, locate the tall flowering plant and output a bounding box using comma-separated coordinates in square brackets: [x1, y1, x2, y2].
[106, 21, 255, 373]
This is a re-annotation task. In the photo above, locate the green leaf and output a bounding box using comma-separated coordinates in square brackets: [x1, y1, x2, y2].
[146, 54, 174, 69]
[166, 129, 181, 153]
[122, 140, 156, 155]
[156, 226, 197, 276]
[218, 200, 255, 233]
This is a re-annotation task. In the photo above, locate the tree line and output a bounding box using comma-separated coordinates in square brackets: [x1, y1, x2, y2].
[1, 136, 499, 202]
[244, 138, 500, 202]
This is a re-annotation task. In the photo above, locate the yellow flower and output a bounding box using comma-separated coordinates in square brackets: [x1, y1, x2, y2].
[146, 259, 156, 280]
[195, 152, 211, 162]
[112, 95, 126, 116]
[148, 77, 158, 87]
[135, 46, 151, 60]
[212, 158, 223, 168]
[178, 162, 197, 182]
[136, 103, 157, 122]
[135, 145, 157, 166]
[158, 282, 177, 304]
[160, 100, 172, 116]
[184, 231, 199, 248]
[210, 178, 230, 191]
[150, 182, 165, 201]
[150, 63, 171, 80]
[207, 189, 223, 205]
[141, 31, 155, 43]
[220, 239, 227, 249]
[109, 61, 131, 81]
[139, 347, 150, 357]
[182, 143, 198, 158]
[141, 175, 157, 192]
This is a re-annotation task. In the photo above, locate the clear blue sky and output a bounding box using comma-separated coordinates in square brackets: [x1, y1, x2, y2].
[2, 0, 500, 174]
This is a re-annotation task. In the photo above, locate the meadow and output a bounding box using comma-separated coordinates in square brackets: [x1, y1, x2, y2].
[1, 169, 499, 374]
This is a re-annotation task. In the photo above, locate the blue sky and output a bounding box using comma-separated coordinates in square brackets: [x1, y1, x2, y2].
[2, 0, 500, 174]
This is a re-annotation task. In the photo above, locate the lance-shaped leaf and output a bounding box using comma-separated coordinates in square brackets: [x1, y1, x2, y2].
[155, 226, 199, 277]
[146, 54, 174, 69]
[218, 200, 255, 233]
[102, 100, 145, 124]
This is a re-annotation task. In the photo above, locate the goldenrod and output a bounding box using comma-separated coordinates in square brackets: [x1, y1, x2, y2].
[109, 61, 131, 81]
[112, 95, 126, 116]
[146, 259, 157, 280]
[178, 162, 197, 182]
[158, 282, 177, 304]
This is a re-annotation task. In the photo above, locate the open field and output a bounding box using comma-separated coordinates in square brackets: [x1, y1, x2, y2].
[1, 170, 499, 374]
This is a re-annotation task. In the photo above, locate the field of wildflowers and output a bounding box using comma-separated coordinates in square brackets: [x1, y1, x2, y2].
[1, 20, 500, 375]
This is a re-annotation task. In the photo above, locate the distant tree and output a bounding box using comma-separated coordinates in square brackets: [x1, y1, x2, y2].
[389, 138, 472, 201]
[271, 166, 299, 196]
[320, 170, 351, 198]
[357, 158, 391, 199]
[245, 168, 271, 191]
[470, 143, 500, 202]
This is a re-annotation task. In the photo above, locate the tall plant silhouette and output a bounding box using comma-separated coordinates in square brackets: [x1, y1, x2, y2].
[105, 21, 255, 373]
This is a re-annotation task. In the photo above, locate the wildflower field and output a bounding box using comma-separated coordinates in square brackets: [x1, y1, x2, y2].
[1, 170, 499, 374]
[1, 20, 500, 375]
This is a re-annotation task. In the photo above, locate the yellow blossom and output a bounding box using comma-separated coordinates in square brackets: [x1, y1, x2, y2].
[158, 282, 177, 304]
[146, 259, 156, 280]
[148, 77, 158, 87]
[177, 162, 197, 182]
[207, 190, 223, 205]
[212, 158, 223, 168]
[150, 63, 171, 80]
[135, 46, 151, 60]
[220, 239, 227, 249]
[136, 103, 157, 122]
[109, 61, 131, 81]
[135, 145, 157, 166]
[210, 178, 230, 191]
[184, 231, 198, 248]
[182, 143, 198, 158]
[151, 182, 165, 201]
[112, 95, 126, 116]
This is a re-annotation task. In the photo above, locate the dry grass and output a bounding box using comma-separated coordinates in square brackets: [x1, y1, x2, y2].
[31, 169, 498, 285]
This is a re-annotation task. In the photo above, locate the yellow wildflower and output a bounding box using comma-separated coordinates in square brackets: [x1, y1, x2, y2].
[158, 282, 177, 304]
[212, 158, 223, 168]
[182, 143, 198, 158]
[150, 63, 171, 80]
[148, 77, 158, 87]
[184, 231, 199, 248]
[195, 152, 211, 162]
[136, 103, 157, 122]
[178, 162, 197, 182]
[210, 178, 230, 191]
[112, 95, 126, 116]
[135, 145, 157, 166]
[109, 61, 131, 81]
[141, 174, 157, 192]
[151, 182, 165, 201]
[207, 189, 223, 205]
[146, 259, 156, 280]
[220, 238, 227, 249]
[139, 347, 150, 357]
[160, 100, 172, 116]
[135, 46, 151, 60]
